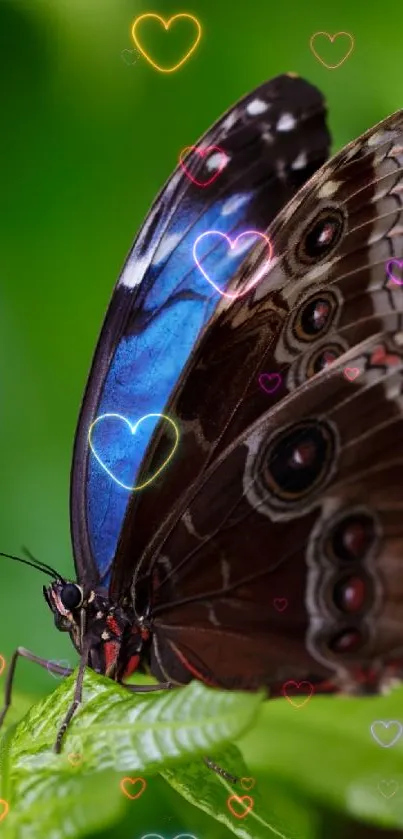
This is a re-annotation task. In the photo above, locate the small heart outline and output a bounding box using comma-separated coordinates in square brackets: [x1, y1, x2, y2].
[179, 145, 228, 187]
[370, 720, 403, 748]
[240, 777, 256, 791]
[193, 230, 273, 299]
[377, 779, 399, 799]
[120, 776, 147, 800]
[88, 413, 179, 492]
[0, 800, 9, 824]
[258, 372, 282, 395]
[131, 13, 202, 74]
[386, 259, 403, 286]
[47, 658, 71, 679]
[273, 598, 288, 613]
[344, 367, 360, 382]
[226, 794, 254, 819]
[68, 753, 83, 767]
[309, 31, 355, 69]
[282, 680, 314, 709]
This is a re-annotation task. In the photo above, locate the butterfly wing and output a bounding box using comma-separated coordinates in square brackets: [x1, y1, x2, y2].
[111, 110, 403, 597]
[139, 332, 403, 694]
[70, 74, 331, 587]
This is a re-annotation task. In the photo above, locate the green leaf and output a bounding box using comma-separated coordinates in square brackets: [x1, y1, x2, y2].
[239, 685, 403, 830]
[162, 743, 318, 839]
[0, 670, 263, 839]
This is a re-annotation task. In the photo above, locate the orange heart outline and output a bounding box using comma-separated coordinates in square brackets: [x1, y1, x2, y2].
[240, 776, 256, 791]
[227, 794, 254, 819]
[131, 14, 202, 74]
[120, 776, 147, 800]
[0, 655, 5, 677]
[309, 31, 354, 69]
[0, 800, 9, 824]
[282, 680, 314, 709]
[68, 753, 83, 767]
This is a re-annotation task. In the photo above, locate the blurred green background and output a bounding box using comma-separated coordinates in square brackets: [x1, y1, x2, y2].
[0, 0, 403, 837]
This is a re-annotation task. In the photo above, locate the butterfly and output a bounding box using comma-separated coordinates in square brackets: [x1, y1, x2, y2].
[1, 74, 403, 755]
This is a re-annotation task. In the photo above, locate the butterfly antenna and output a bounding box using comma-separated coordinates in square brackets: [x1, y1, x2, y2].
[0, 549, 61, 581]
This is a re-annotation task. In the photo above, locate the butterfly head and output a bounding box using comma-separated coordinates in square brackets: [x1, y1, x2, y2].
[43, 579, 84, 635]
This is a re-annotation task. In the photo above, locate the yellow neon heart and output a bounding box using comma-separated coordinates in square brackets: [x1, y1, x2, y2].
[88, 413, 179, 492]
[131, 14, 202, 74]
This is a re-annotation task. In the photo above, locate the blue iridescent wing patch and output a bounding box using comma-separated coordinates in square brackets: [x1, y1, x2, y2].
[70, 74, 331, 587]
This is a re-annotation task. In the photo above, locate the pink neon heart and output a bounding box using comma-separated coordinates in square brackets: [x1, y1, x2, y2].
[258, 372, 282, 395]
[344, 367, 360, 382]
[273, 598, 288, 612]
[179, 145, 228, 187]
[386, 259, 403, 286]
[193, 230, 273, 299]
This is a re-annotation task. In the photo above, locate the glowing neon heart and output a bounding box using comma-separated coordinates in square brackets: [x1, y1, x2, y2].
[273, 598, 288, 612]
[68, 753, 83, 767]
[131, 14, 202, 73]
[377, 779, 399, 798]
[240, 777, 255, 791]
[309, 32, 354, 69]
[193, 230, 273, 299]
[0, 800, 9, 824]
[88, 413, 179, 491]
[370, 720, 403, 748]
[179, 146, 228, 187]
[344, 367, 360, 382]
[258, 372, 282, 395]
[282, 680, 314, 708]
[386, 259, 403, 286]
[227, 794, 254, 819]
[47, 658, 71, 679]
[120, 776, 147, 800]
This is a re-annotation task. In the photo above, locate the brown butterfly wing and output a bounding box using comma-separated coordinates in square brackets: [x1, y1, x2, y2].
[111, 110, 403, 601]
[140, 333, 403, 694]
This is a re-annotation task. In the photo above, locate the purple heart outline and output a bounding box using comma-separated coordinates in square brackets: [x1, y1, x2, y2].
[47, 658, 71, 680]
[386, 259, 403, 286]
[258, 372, 282, 395]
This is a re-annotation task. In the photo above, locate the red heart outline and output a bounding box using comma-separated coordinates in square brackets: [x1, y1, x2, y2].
[273, 598, 288, 613]
[179, 145, 228, 187]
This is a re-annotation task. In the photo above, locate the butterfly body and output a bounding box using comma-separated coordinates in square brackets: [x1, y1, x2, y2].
[2, 74, 403, 751]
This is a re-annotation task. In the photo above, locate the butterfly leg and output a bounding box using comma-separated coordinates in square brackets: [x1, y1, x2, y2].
[54, 643, 91, 753]
[122, 680, 173, 692]
[0, 647, 73, 730]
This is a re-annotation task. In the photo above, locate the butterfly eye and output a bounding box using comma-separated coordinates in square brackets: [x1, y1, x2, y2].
[332, 575, 370, 614]
[328, 627, 365, 654]
[60, 583, 83, 611]
[293, 290, 339, 342]
[297, 207, 345, 265]
[327, 513, 377, 562]
[261, 420, 336, 502]
[306, 345, 344, 378]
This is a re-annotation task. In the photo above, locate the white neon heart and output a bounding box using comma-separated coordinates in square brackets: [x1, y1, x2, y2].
[370, 720, 403, 748]
[88, 412, 179, 491]
[192, 229, 273, 298]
